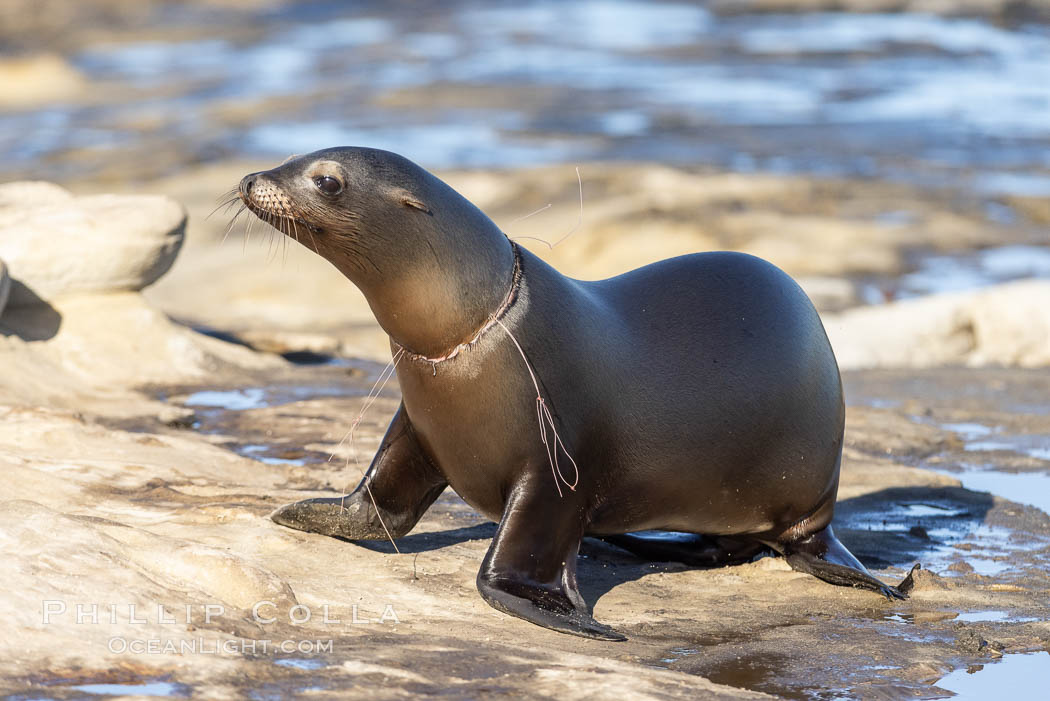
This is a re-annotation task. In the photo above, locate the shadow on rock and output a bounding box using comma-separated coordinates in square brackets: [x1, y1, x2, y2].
[338, 486, 995, 622]
[835, 486, 995, 570]
[578, 485, 997, 606]
[354, 523, 498, 554]
[0, 281, 62, 340]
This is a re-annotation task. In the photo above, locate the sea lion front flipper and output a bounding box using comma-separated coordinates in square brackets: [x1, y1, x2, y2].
[783, 524, 908, 600]
[271, 402, 446, 541]
[477, 482, 626, 641]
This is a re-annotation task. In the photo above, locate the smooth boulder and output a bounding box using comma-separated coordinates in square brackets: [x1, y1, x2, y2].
[827, 279, 1050, 369]
[0, 181, 186, 306]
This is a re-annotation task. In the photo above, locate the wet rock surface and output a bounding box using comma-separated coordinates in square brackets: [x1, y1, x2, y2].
[0, 160, 1046, 697]
[3, 343, 1048, 699]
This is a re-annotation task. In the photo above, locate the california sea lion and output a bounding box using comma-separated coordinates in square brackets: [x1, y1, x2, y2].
[239, 148, 911, 640]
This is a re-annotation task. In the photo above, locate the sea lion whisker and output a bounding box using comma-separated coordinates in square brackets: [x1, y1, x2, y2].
[279, 216, 289, 265]
[222, 205, 248, 245]
[265, 225, 278, 262]
[264, 212, 285, 262]
[337, 239, 379, 274]
[214, 187, 239, 204]
[244, 215, 256, 251]
[304, 220, 320, 252]
[207, 195, 242, 221]
[271, 229, 283, 263]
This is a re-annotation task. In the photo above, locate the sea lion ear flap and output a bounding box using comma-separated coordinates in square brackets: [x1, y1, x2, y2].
[395, 189, 431, 215]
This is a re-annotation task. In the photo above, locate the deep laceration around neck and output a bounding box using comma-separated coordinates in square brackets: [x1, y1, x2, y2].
[347, 171, 519, 359]
[393, 240, 522, 366]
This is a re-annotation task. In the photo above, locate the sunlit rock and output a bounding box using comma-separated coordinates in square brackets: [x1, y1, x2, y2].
[0, 181, 186, 306]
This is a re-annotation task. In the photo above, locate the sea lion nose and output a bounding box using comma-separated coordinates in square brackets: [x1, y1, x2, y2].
[239, 174, 257, 198]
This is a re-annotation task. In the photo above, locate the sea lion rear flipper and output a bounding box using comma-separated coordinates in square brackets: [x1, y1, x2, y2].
[271, 403, 446, 541]
[783, 524, 908, 600]
[476, 482, 626, 641]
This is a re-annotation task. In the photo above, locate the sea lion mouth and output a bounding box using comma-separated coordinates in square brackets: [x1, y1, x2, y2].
[237, 176, 322, 237]
[242, 198, 321, 236]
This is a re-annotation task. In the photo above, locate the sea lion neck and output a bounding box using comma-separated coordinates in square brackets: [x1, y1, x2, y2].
[391, 242, 522, 365]
[336, 165, 517, 360]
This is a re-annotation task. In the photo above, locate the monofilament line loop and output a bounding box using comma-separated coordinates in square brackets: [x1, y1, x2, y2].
[332, 348, 405, 553]
[494, 317, 580, 497]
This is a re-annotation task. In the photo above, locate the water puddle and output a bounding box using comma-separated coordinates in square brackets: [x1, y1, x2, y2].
[698, 653, 844, 701]
[170, 367, 388, 468]
[963, 433, 1050, 462]
[934, 652, 1050, 699]
[273, 657, 327, 670]
[69, 680, 189, 697]
[976, 171, 1050, 197]
[954, 610, 1038, 623]
[936, 466, 1050, 517]
[182, 384, 370, 411]
[861, 245, 1050, 302]
[941, 422, 996, 440]
[184, 388, 268, 410]
[659, 646, 700, 665]
[935, 421, 1050, 516]
[928, 523, 1026, 577]
[6, 2, 1050, 196]
[239, 444, 309, 466]
[900, 503, 970, 518]
[838, 490, 1037, 577]
[883, 613, 914, 625]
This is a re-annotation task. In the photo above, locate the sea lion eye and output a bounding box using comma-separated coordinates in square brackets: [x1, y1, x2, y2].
[313, 175, 342, 196]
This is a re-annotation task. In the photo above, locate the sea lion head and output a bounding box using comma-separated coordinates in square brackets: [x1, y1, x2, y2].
[237, 147, 439, 271]
[236, 146, 515, 356]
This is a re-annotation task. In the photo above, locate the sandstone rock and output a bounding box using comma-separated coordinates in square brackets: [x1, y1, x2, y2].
[827, 280, 1050, 369]
[797, 275, 858, 312]
[0, 181, 186, 306]
[0, 54, 84, 108]
[0, 292, 283, 413]
[0, 258, 9, 317]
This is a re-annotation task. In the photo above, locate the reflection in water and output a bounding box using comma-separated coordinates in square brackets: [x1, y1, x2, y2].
[184, 388, 268, 410]
[955, 610, 1038, 623]
[274, 657, 327, 670]
[936, 652, 1050, 699]
[71, 680, 187, 697]
[938, 467, 1050, 517]
[182, 383, 373, 411]
[936, 421, 1050, 516]
[894, 246, 1050, 298]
